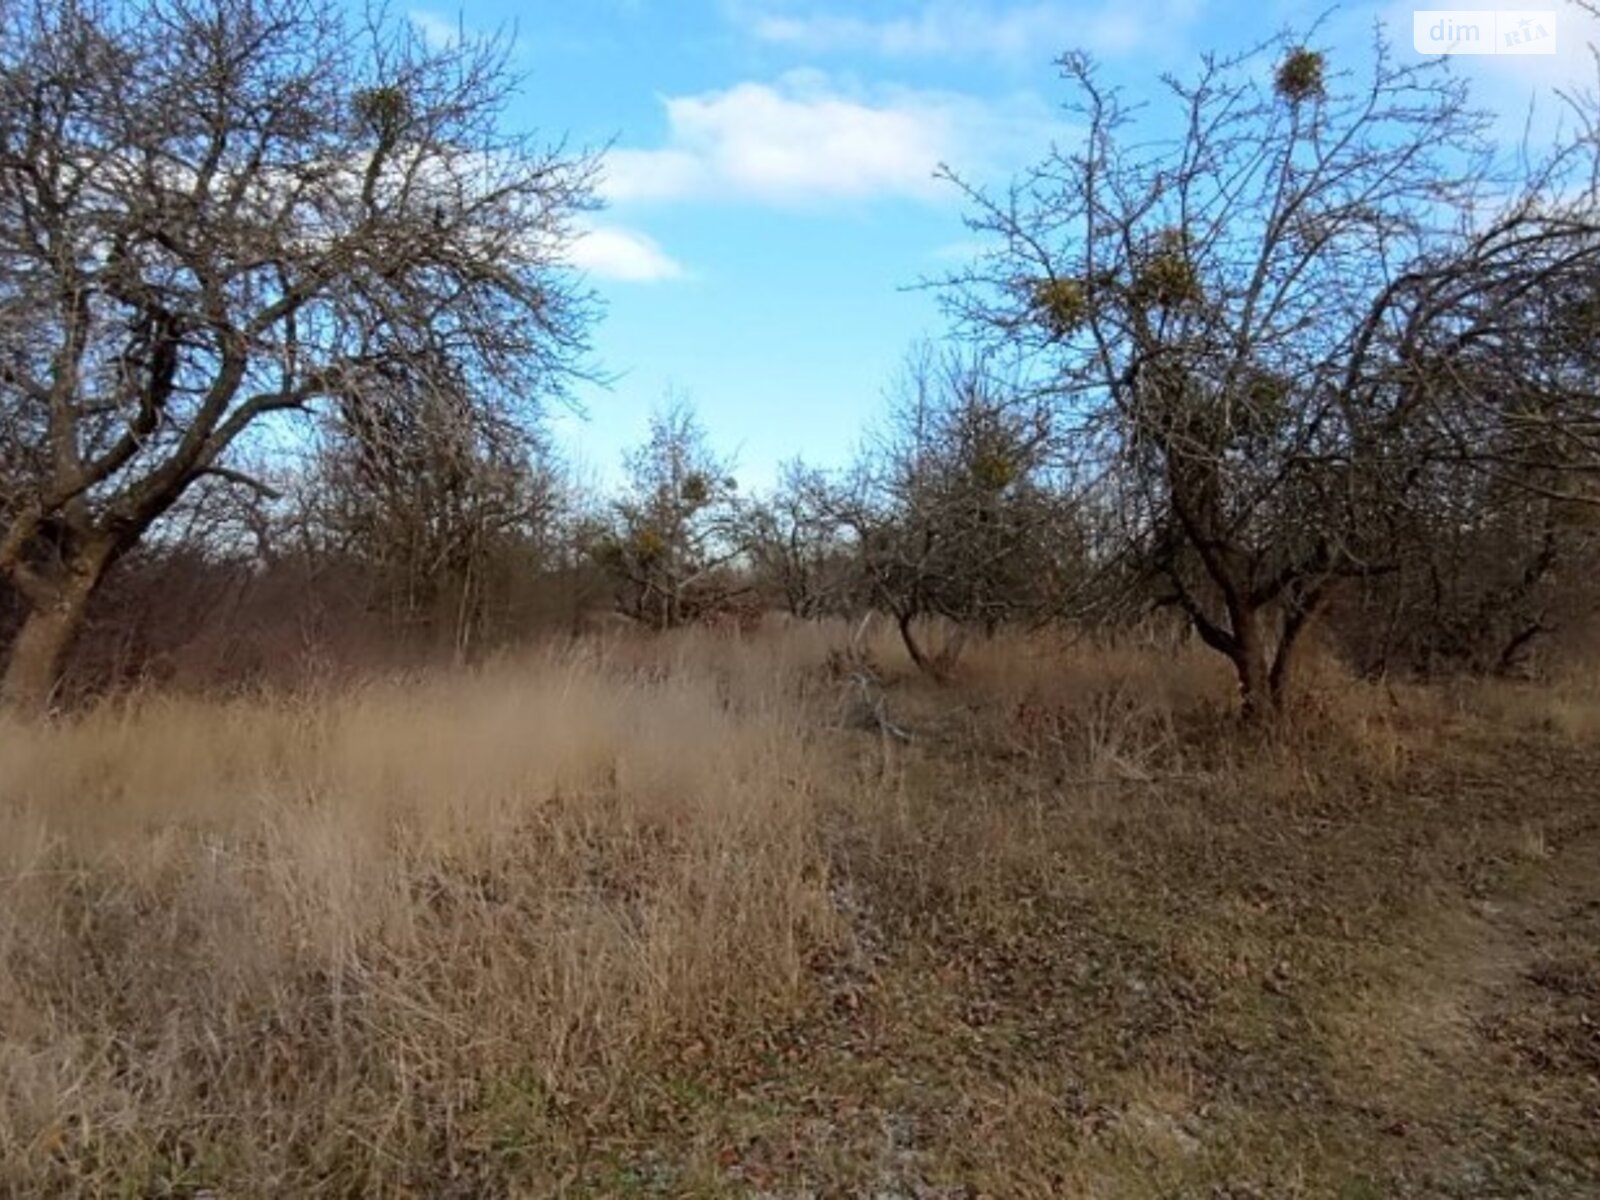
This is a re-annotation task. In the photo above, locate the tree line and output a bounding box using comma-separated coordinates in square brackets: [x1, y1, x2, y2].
[3, 0, 1598, 720]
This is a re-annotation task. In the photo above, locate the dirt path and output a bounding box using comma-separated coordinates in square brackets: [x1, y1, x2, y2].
[1373, 785, 1600, 1198]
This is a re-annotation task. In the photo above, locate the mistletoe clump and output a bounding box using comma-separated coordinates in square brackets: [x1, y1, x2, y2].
[1275, 47, 1325, 104]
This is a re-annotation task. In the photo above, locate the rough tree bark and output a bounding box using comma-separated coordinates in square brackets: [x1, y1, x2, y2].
[2, 586, 89, 712]
[0, 534, 115, 712]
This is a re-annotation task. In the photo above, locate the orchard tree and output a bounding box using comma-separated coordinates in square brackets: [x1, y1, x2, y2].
[1337, 463, 1600, 677]
[742, 460, 853, 619]
[946, 35, 1544, 718]
[1398, 189, 1600, 509]
[1353, 191, 1600, 675]
[593, 398, 742, 628]
[0, 0, 597, 711]
[841, 346, 1075, 676]
[312, 378, 566, 659]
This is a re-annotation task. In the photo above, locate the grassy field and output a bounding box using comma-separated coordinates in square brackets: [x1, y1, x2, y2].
[2, 626, 1597, 1197]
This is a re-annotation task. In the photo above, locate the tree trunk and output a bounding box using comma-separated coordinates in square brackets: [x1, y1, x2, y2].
[896, 611, 931, 674]
[1, 547, 109, 716]
[1232, 607, 1275, 723]
[1266, 623, 1303, 709]
[1266, 589, 1328, 713]
[2, 588, 91, 716]
[896, 611, 967, 681]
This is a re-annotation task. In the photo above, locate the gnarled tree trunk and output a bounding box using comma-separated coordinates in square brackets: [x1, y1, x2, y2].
[1, 547, 107, 715]
[1228, 590, 1328, 724]
[1173, 576, 1330, 724]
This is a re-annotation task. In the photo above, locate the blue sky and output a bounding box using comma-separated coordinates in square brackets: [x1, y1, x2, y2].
[408, 0, 1600, 489]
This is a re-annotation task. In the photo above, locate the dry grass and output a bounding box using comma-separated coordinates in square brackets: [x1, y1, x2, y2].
[0, 638, 841, 1194]
[2, 625, 1598, 1197]
[1447, 668, 1600, 743]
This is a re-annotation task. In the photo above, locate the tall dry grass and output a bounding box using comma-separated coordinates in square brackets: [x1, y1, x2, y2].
[0, 639, 840, 1193]
[5, 619, 1593, 1195]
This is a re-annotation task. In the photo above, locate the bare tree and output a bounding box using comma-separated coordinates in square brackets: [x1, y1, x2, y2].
[312, 380, 566, 659]
[1398, 193, 1600, 508]
[1321, 124, 1600, 676]
[742, 460, 854, 619]
[591, 398, 743, 629]
[0, 0, 597, 711]
[945, 35, 1551, 718]
[840, 346, 1076, 677]
[1335, 464, 1600, 678]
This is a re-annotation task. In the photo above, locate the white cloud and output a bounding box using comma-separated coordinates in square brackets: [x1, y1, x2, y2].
[601, 71, 1067, 206]
[737, 0, 1201, 60]
[602, 149, 708, 204]
[408, 9, 463, 50]
[930, 238, 994, 262]
[570, 225, 686, 282]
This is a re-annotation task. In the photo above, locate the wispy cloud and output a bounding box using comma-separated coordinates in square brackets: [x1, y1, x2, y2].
[734, 0, 1202, 60]
[408, 9, 465, 50]
[570, 224, 686, 282]
[929, 238, 994, 262]
[601, 70, 1067, 206]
